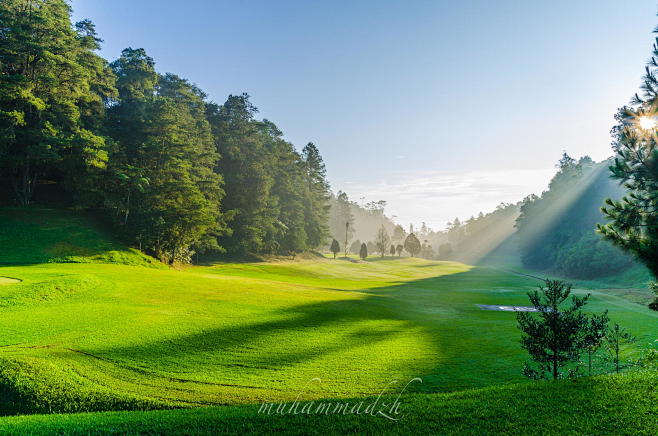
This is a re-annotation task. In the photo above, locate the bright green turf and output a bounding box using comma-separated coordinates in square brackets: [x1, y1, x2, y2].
[0, 371, 655, 435]
[0, 208, 656, 433]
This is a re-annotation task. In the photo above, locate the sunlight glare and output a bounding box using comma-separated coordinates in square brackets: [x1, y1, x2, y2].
[639, 116, 656, 130]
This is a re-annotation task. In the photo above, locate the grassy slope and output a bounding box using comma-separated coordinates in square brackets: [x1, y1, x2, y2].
[0, 208, 162, 268]
[0, 371, 655, 435]
[0, 208, 656, 433]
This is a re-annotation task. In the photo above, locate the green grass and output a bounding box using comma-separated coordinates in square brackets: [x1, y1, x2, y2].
[0, 208, 162, 268]
[0, 371, 655, 435]
[0, 208, 656, 433]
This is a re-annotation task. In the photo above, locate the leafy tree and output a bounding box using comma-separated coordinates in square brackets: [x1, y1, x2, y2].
[605, 323, 636, 374]
[375, 225, 390, 257]
[330, 239, 340, 259]
[350, 239, 362, 254]
[396, 244, 403, 257]
[0, 0, 116, 205]
[104, 51, 223, 263]
[583, 311, 609, 376]
[404, 233, 421, 257]
[517, 279, 591, 380]
[206, 94, 272, 255]
[359, 242, 368, 260]
[390, 245, 396, 256]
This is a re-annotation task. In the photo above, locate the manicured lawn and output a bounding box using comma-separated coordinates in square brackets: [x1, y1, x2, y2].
[0, 371, 655, 435]
[0, 208, 656, 434]
[0, 256, 656, 415]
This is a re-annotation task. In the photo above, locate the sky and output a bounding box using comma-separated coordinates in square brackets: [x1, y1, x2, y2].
[71, 0, 658, 230]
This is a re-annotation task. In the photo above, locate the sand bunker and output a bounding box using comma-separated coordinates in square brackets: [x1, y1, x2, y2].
[0, 277, 21, 285]
[477, 304, 538, 312]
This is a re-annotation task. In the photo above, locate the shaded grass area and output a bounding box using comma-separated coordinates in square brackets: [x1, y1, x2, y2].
[0, 208, 162, 268]
[0, 371, 655, 435]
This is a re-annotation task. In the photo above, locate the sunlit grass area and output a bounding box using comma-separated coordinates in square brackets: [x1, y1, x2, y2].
[0, 256, 656, 415]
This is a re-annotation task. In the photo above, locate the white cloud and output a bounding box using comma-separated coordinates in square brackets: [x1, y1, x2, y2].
[336, 167, 555, 231]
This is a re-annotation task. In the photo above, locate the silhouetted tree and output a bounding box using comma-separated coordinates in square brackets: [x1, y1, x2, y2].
[390, 245, 396, 256]
[396, 244, 403, 257]
[330, 239, 340, 259]
[359, 242, 368, 260]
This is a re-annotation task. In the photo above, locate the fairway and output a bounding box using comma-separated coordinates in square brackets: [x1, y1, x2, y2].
[0, 255, 656, 415]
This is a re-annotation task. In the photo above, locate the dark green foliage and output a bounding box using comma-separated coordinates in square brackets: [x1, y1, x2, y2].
[206, 96, 329, 257]
[516, 154, 638, 278]
[517, 280, 591, 380]
[0, 0, 116, 205]
[330, 239, 340, 258]
[404, 233, 421, 257]
[0, 3, 332, 261]
[301, 142, 330, 248]
[103, 52, 223, 263]
[359, 242, 368, 260]
[390, 245, 396, 256]
[396, 243, 403, 256]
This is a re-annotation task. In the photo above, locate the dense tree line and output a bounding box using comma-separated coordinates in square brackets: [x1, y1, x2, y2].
[516, 154, 639, 279]
[0, 0, 330, 262]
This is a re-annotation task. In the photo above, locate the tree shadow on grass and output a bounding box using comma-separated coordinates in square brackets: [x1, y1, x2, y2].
[74, 267, 549, 403]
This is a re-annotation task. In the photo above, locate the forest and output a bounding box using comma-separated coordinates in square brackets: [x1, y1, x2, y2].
[0, 0, 330, 263]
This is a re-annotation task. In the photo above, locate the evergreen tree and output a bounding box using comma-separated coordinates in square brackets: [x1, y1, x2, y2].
[359, 242, 368, 260]
[517, 280, 591, 380]
[330, 239, 340, 259]
[404, 233, 421, 257]
[390, 245, 396, 256]
[302, 142, 330, 248]
[104, 50, 223, 263]
[597, 33, 658, 309]
[206, 94, 273, 255]
[396, 244, 403, 257]
[0, 0, 116, 205]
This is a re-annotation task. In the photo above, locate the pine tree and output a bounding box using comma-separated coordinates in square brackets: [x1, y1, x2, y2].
[517, 280, 591, 380]
[330, 239, 340, 259]
[597, 27, 658, 311]
[302, 142, 330, 249]
[359, 242, 368, 260]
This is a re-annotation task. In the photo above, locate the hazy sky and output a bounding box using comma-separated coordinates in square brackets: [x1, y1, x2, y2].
[71, 0, 658, 230]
